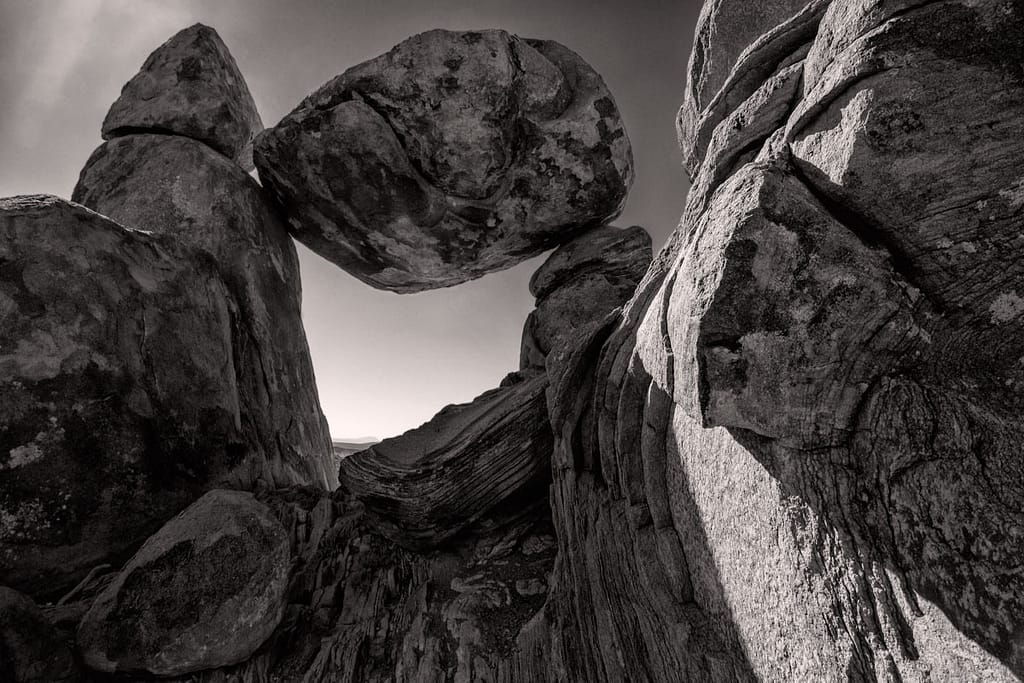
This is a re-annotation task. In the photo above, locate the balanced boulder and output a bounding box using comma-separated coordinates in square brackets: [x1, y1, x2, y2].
[101, 23, 262, 170]
[255, 29, 633, 292]
[77, 489, 290, 677]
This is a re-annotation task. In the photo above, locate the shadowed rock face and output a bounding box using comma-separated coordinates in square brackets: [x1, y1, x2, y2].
[255, 29, 634, 293]
[519, 0, 1024, 680]
[0, 587, 77, 682]
[520, 224, 652, 371]
[101, 23, 263, 170]
[0, 196, 243, 598]
[339, 372, 552, 550]
[77, 489, 290, 676]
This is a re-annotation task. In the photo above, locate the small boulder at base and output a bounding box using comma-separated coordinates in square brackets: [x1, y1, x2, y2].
[102, 23, 262, 169]
[0, 587, 77, 682]
[255, 29, 633, 293]
[77, 489, 290, 677]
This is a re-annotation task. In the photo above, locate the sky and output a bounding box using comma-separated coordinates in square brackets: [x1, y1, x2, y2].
[0, 0, 698, 440]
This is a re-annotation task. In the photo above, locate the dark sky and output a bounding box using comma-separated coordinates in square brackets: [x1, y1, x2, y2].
[0, 0, 699, 439]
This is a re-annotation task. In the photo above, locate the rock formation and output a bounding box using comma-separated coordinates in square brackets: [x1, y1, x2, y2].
[0, 587, 76, 682]
[101, 23, 263, 170]
[0, 196, 242, 598]
[520, 224, 652, 371]
[255, 29, 634, 293]
[4, 3, 1024, 681]
[77, 489, 290, 676]
[73, 133, 335, 491]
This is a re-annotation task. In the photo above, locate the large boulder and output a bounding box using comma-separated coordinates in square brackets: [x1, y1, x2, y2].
[73, 133, 335, 490]
[520, 225, 652, 370]
[0, 196, 241, 599]
[519, 0, 1024, 680]
[338, 372, 552, 549]
[255, 29, 633, 292]
[0, 587, 77, 682]
[77, 489, 290, 677]
[101, 23, 262, 170]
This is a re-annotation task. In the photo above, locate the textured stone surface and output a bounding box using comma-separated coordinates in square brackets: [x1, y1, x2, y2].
[77, 489, 289, 676]
[0, 196, 242, 599]
[518, 0, 1024, 680]
[338, 372, 552, 549]
[73, 133, 335, 490]
[255, 29, 633, 292]
[0, 587, 77, 682]
[521, 225, 651, 370]
[102, 23, 262, 169]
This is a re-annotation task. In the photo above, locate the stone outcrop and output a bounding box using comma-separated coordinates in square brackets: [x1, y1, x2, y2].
[515, 0, 1024, 680]
[0, 587, 77, 682]
[101, 23, 263, 170]
[0, 196, 245, 599]
[255, 29, 633, 293]
[7, 4, 1024, 681]
[520, 224, 652, 370]
[73, 133, 335, 491]
[338, 372, 551, 549]
[77, 489, 290, 676]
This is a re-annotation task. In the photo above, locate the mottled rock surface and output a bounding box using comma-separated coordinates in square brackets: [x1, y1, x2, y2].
[0, 587, 77, 682]
[339, 372, 552, 549]
[77, 489, 289, 676]
[0, 196, 242, 599]
[102, 23, 262, 169]
[73, 133, 335, 490]
[521, 225, 651, 370]
[255, 29, 633, 292]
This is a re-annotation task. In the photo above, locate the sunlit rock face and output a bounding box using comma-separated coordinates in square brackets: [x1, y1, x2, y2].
[522, 0, 1024, 680]
[254, 29, 634, 293]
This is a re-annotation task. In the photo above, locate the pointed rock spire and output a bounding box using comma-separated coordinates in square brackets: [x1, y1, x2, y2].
[101, 23, 263, 169]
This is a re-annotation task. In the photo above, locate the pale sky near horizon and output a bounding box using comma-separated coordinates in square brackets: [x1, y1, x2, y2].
[0, 0, 698, 440]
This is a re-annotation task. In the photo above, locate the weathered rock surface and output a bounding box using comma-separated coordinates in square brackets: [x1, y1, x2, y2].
[73, 133, 335, 491]
[339, 372, 552, 549]
[77, 489, 289, 676]
[0, 196, 245, 599]
[101, 23, 262, 170]
[0, 587, 77, 682]
[521, 225, 652, 370]
[255, 29, 633, 292]
[513, 0, 1024, 680]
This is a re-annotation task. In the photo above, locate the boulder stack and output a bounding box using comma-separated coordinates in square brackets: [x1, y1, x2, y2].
[255, 29, 634, 292]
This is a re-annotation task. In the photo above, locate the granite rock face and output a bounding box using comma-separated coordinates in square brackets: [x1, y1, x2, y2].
[255, 29, 633, 292]
[102, 23, 262, 170]
[0, 587, 77, 682]
[73, 133, 335, 490]
[77, 489, 290, 676]
[515, 0, 1024, 680]
[520, 224, 652, 370]
[0, 196, 241, 599]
